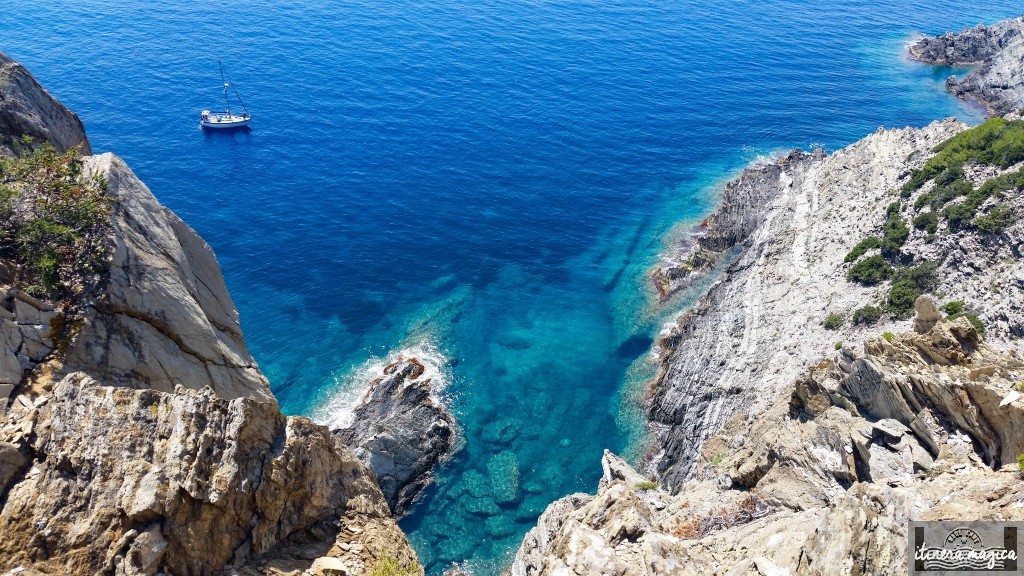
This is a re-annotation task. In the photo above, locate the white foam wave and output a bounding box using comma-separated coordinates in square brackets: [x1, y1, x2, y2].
[310, 340, 452, 431]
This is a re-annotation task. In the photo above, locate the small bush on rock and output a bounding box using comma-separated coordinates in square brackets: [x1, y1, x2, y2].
[848, 255, 893, 285]
[974, 204, 1014, 234]
[635, 481, 658, 491]
[823, 312, 845, 330]
[912, 211, 938, 234]
[852, 305, 882, 325]
[941, 301, 964, 315]
[885, 262, 938, 319]
[844, 236, 881, 263]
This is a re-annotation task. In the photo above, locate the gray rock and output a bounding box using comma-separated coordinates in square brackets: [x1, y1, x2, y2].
[333, 358, 456, 517]
[872, 418, 911, 443]
[0, 51, 90, 155]
[62, 154, 275, 404]
[913, 296, 943, 334]
[646, 121, 964, 490]
[910, 17, 1024, 115]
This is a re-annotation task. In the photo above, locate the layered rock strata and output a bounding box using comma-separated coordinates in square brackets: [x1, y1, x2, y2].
[910, 16, 1024, 115]
[648, 120, 967, 489]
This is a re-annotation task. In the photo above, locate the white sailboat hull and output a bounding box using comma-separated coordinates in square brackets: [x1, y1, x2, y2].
[200, 109, 250, 129]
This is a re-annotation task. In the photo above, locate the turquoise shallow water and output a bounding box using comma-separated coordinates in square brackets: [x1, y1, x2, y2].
[0, 1, 1018, 572]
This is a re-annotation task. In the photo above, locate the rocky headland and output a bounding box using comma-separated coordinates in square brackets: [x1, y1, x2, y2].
[0, 51, 443, 576]
[511, 14, 1024, 575]
[910, 16, 1024, 115]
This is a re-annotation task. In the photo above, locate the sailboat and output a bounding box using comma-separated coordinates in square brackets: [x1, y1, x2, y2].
[200, 61, 251, 129]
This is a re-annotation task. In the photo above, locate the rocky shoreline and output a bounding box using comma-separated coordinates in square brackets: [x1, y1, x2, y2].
[910, 16, 1024, 116]
[509, 14, 1024, 575]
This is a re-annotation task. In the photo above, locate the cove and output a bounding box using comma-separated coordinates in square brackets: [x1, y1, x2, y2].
[0, 0, 1017, 573]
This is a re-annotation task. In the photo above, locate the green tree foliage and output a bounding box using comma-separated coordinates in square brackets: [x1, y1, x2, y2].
[974, 204, 1015, 234]
[941, 300, 964, 315]
[823, 312, 845, 330]
[912, 211, 938, 234]
[885, 262, 938, 319]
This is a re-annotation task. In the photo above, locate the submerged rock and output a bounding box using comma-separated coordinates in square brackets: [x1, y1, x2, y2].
[334, 358, 457, 517]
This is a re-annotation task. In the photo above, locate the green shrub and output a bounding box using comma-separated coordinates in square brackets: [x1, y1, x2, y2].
[0, 143, 110, 299]
[948, 312, 986, 337]
[710, 452, 726, 467]
[941, 300, 964, 315]
[844, 236, 881, 263]
[881, 202, 910, 257]
[852, 305, 882, 325]
[834, 342, 843, 350]
[974, 204, 1014, 234]
[823, 312, 845, 330]
[1017, 453, 1024, 476]
[635, 480, 659, 490]
[885, 262, 938, 319]
[882, 332, 894, 342]
[912, 211, 938, 234]
[369, 554, 419, 576]
[848, 255, 894, 285]
[903, 118, 1024, 198]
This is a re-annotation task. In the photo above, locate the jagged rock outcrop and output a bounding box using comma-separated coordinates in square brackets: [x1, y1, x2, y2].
[0, 53, 423, 576]
[333, 358, 456, 517]
[511, 317, 1024, 575]
[910, 16, 1024, 115]
[0, 51, 90, 156]
[648, 120, 966, 489]
[0, 373, 418, 576]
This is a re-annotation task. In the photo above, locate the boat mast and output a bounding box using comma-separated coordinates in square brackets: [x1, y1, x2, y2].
[225, 67, 249, 117]
[218, 60, 231, 116]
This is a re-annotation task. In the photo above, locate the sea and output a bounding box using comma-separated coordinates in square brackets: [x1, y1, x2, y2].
[0, 1, 1017, 573]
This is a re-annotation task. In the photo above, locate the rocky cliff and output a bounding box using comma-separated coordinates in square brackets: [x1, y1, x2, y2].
[0, 53, 423, 576]
[334, 357, 456, 517]
[910, 16, 1024, 115]
[648, 119, 968, 489]
[0, 51, 90, 156]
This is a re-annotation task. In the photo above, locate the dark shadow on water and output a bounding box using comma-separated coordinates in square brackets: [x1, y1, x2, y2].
[201, 126, 254, 144]
[616, 334, 654, 361]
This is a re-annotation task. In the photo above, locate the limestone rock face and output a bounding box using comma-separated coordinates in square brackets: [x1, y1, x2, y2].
[58, 154, 276, 403]
[511, 320, 1024, 575]
[333, 358, 456, 517]
[648, 120, 965, 489]
[0, 51, 90, 155]
[910, 17, 1024, 115]
[0, 373, 399, 575]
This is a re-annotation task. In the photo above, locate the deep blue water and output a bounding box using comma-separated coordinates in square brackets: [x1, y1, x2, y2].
[0, 1, 1018, 572]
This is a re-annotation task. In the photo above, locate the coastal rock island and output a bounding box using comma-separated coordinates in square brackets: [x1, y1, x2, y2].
[511, 14, 1024, 576]
[0, 52, 427, 576]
